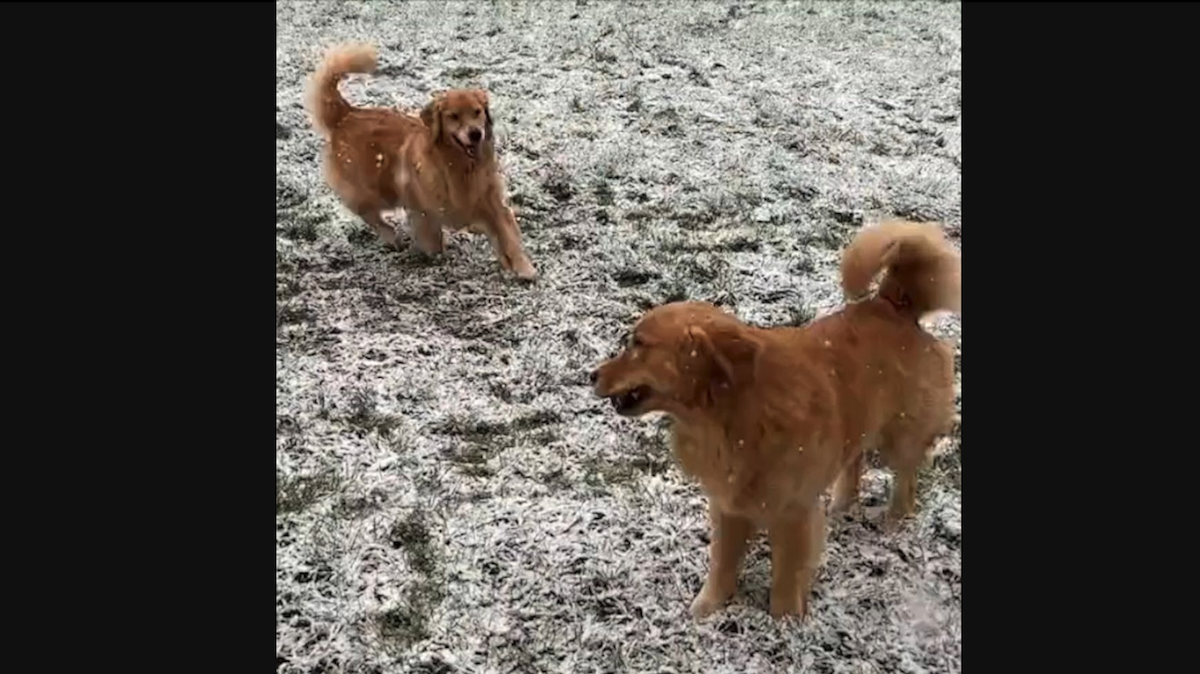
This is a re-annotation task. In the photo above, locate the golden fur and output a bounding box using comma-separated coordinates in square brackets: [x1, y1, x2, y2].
[305, 43, 536, 280]
[592, 220, 961, 619]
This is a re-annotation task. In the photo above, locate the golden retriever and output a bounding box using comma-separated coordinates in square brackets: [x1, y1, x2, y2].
[591, 220, 961, 619]
[305, 43, 536, 280]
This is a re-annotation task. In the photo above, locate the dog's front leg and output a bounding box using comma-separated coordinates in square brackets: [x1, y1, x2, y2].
[691, 506, 753, 620]
[355, 208, 399, 249]
[409, 211, 444, 256]
[767, 505, 826, 619]
[481, 204, 536, 281]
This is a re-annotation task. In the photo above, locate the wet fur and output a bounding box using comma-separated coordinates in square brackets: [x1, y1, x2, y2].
[305, 43, 536, 280]
[592, 220, 961, 619]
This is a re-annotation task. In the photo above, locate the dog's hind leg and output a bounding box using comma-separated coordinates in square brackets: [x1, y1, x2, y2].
[880, 370, 955, 526]
[887, 460, 921, 525]
[878, 428, 939, 526]
[829, 450, 864, 515]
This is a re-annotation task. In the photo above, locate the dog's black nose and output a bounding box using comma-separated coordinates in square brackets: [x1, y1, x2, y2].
[468, 128, 483, 143]
[588, 370, 599, 385]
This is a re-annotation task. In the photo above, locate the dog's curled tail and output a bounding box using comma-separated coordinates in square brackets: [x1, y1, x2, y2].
[841, 220, 961, 319]
[305, 43, 377, 138]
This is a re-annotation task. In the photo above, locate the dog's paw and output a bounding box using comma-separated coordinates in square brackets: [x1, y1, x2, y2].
[882, 500, 915, 532]
[881, 512, 910, 534]
[690, 587, 731, 621]
[769, 594, 806, 620]
[503, 254, 537, 281]
[829, 498, 864, 520]
[514, 262, 538, 282]
[410, 241, 444, 258]
[690, 595, 723, 621]
[378, 228, 399, 249]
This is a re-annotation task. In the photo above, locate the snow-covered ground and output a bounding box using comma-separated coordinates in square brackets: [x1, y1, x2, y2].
[277, 2, 961, 672]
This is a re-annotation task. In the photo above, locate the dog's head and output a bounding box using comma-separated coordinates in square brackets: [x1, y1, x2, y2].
[420, 89, 493, 159]
[591, 302, 761, 419]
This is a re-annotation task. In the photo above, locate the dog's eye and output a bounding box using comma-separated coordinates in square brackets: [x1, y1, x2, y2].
[448, 112, 460, 121]
[474, 108, 482, 117]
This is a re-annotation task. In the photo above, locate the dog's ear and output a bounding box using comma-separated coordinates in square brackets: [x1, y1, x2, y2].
[686, 324, 760, 393]
[421, 94, 443, 140]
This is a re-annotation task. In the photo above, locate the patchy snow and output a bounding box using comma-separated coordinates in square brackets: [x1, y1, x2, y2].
[277, 2, 961, 672]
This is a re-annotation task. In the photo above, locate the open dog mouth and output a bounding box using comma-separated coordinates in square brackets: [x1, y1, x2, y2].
[608, 386, 652, 414]
[454, 136, 478, 158]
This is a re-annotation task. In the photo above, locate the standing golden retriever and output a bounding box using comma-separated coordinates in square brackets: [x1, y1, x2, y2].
[591, 221, 961, 619]
[305, 43, 536, 280]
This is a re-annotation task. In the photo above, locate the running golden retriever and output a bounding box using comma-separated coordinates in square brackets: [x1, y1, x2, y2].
[306, 43, 536, 280]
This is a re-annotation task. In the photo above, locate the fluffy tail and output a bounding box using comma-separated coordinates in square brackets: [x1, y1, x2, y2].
[841, 220, 961, 319]
[305, 43, 377, 138]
